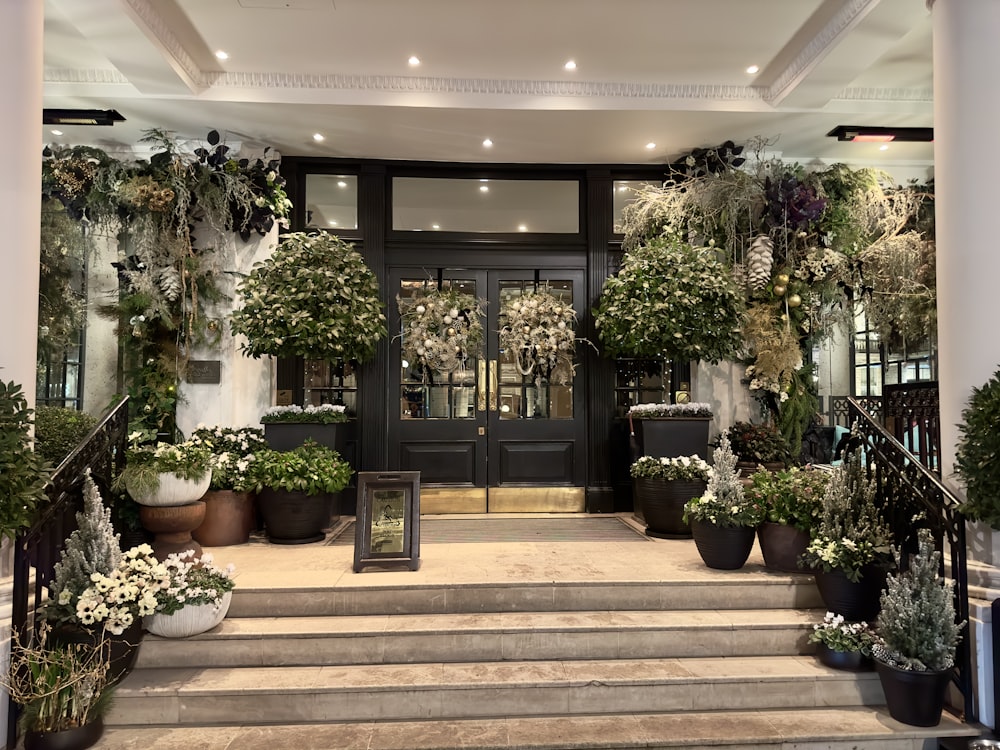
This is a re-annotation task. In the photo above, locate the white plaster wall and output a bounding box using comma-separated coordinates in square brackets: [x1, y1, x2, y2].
[693, 361, 753, 441]
[82, 231, 122, 416]
[175, 226, 278, 437]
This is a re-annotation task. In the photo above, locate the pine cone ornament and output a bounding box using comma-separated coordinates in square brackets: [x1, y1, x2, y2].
[732, 263, 748, 291]
[746, 235, 774, 292]
[157, 266, 182, 302]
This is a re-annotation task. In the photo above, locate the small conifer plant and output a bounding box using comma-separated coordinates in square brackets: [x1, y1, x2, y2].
[683, 433, 760, 527]
[872, 528, 964, 672]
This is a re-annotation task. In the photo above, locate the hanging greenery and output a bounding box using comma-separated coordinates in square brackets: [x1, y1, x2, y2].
[397, 288, 485, 376]
[499, 289, 583, 384]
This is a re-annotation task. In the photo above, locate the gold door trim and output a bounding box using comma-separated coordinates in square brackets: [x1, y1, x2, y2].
[488, 487, 585, 513]
[420, 487, 488, 514]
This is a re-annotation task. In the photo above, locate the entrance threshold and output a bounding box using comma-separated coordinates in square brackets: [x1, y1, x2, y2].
[421, 487, 585, 514]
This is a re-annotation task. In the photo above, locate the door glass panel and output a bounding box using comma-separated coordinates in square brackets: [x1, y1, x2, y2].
[495, 278, 574, 420]
[305, 360, 357, 411]
[398, 276, 479, 420]
[305, 174, 358, 230]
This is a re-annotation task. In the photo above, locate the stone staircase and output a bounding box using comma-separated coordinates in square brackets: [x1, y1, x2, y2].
[98, 561, 977, 749]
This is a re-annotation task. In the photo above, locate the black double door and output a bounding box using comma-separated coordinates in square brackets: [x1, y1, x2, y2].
[387, 266, 586, 512]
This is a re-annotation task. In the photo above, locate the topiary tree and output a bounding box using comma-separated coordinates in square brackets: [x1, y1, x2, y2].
[33, 405, 99, 466]
[955, 367, 1000, 529]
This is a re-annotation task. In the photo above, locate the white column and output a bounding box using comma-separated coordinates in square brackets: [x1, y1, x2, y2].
[0, 0, 43, 399]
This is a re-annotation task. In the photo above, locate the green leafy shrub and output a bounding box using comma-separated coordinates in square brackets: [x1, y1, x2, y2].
[0, 381, 51, 540]
[33, 405, 99, 466]
[744, 466, 829, 532]
[720, 420, 789, 464]
[630, 455, 711, 482]
[809, 611, 876, 653]
[955, 367, 1000, 529]
[247, 440, 352, 495]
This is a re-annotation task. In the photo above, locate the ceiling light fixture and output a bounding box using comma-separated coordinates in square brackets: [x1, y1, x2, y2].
[408, 55, 420, 66]
[479, 185, 489, 193]
[827, 125, 933, 142]
[50, 129, 63, 136]
[564, 60, 576, 71]
[337, 180, 347, 188]
[482, 138, 493, 148]
[518, 224, 528, 232]
[42, 109, 125, 126]
[215, 50, 229, 61]
[879, 144, 890, 151]
[329, 220, 338, 226]
[313, 133, 325, 142]
[645, 142, 657, 150]
[745, 64, 759, 74]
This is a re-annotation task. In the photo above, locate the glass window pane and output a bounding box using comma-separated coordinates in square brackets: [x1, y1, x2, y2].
[392, 178, 579, 233]
[613, 180, 660, 234]
[305, 174, 358, 231]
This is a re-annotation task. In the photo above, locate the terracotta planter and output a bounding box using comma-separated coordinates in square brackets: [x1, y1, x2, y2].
[813, 565, 887, 623]
[875, 660, 953, 726]
[633, 417, 711, 460]
[690, 519, 756, 570]
[127, 471, 211, 507]
[816, 642, 874, 672]
[24, 718, 103, 750]
[757, 521, 812, 573]
[145, 590, 233, 638]
[192, 490, 255, 547]
[139, 501, 206, 560]
[633, 477, 705, 538]
[257, 488, 331, 544]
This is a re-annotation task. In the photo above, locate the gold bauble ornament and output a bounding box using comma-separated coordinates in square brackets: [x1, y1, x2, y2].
[773, 284, 787, 296]
[775, 273, 790, 285]
[787, 294, 802, 308]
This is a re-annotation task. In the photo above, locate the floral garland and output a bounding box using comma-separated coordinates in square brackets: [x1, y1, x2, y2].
[397, 289, 484, 375]
[499, 290, 579, 384]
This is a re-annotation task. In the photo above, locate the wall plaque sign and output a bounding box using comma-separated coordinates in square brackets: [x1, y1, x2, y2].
[186, 360, 221, 384]
[354, 471, 420, 572]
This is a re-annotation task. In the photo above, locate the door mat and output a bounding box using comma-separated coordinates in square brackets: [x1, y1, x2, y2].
[326, 517, 649, 545]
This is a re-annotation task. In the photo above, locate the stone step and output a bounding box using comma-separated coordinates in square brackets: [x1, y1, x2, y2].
[109, 655, 887, 727]
[135, 608, 821, 669]
[96, 707, 977, 749]
[228, 575, 824, 618]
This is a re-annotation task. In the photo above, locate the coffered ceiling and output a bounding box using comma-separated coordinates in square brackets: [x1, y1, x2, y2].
[42, 0, 935, 166]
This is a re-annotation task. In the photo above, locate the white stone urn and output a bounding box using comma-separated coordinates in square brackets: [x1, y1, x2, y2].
[127, 471, 212, 506]
[145, 589, 232, 638]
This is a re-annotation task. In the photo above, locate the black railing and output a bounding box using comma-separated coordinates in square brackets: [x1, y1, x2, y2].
[7, 397, 129, 749]
[847, 396, 975, 723]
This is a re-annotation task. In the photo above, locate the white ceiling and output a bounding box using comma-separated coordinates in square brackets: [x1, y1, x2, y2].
[41, 0, 935, 167]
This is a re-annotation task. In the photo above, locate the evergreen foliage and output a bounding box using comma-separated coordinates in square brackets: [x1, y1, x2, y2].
[955, 367, 1000, 529]
[802, 449, 892, 582]
[45, 472, 121, 625]
[683, 434, 760, 527]
[873, 528, 964, 671]
[0, 380, 51, 540]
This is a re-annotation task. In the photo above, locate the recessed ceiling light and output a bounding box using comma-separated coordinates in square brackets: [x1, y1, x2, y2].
[215, 50, 229, 61]
[745, 64, 759, 75]
[50, 129, 63, 136]
[337, 180, 347, 188]
[879, 144, 890, 151]
[313, 133, 325, 142]
[479, 185, 490, 193]
[645, 142, 657, 150]
[432, 224, 440, 230]
[408, 55, 420, 66]
[518, 224, 528, 232]
[482, 138, 493, 148]
[329, 220, 338, 226]
[564, 60, 577, 71]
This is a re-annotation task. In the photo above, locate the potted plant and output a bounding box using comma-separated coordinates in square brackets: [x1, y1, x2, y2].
[954, 366, 1000, 529]
[627, 402, 714, 460]
[801, 449, 893, 622]
[189, 426, 268, 547]
[720, 420, 790, 474]
[0, 380, 51, 541]
[4, 622, 114, 750]
[808, 611, 875, 672]
[33, 405, 99, 467]
[260, 403, 350, 453]
[247, 440, 352, 544]
[145, 550, 237, 638]
[44, 474, 160, 682]
[871, 528, 965, 727]
[683, 434, 761, 569]
[594, 233, 745, 365]
[630, 454, 711, 538]
[230, 231, 387, 366]
[744, 466, 828, 573]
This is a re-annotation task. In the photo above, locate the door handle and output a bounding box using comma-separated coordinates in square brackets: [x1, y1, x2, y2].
[489, 359, 498, 411]
[477, 358, 487, 412]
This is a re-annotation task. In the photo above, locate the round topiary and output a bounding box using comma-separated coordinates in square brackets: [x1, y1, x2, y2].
[593, 234, 744, 364]
[955, 367, 1000, 529]
[230, 231, 387, 365]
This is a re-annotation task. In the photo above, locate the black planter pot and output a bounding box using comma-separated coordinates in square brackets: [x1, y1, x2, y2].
[633, 478, 705, 539]
[875, 660, 953, 727]
[814, 565, 887, 622]
[49, 618, 144, 684]
[757, 522, 812, 573]
[257, 487, 332, 544]
[634, 417, 712, 460]
[24, 718, 104, 750]
[690, 519, 756, 570]
[816, 642, 874, 672]
[263, 422, 347, 453]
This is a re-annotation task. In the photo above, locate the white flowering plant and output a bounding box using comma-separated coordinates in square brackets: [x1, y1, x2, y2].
[117, 437, 212, 499]
[683, 434, 761, 528]
[189, 425, 267, 492]
[71, 544, 169, 635]
[498, 289, 582, 384]
[260, 403, 349, 425]
[808, 611, 876, 653]
[628, 402, 713, 419]
[152, 550, 236, 616]
[630, 455, 712, 482]
[397, 288, 485, 375]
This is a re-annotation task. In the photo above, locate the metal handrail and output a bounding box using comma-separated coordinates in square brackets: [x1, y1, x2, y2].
[847, 396, 975, 723]
[7, 397, 129, 749]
